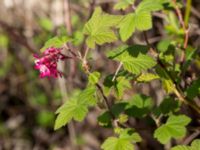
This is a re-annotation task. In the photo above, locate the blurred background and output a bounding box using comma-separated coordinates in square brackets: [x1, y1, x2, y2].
[0, 0, 200, 150]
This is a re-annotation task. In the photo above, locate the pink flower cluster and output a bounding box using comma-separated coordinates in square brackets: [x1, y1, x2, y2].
[34, 47, 67, 78]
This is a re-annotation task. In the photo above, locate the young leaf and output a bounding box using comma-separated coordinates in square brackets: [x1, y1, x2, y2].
[101, 137, 133, 150]
[133, 11, 152, 31]
[171, 139, 200, 150]
[137, 73, 160, 82]
[41, 36, 71, 52]
[119, 128, 142, 142]
[118, 0, 164, 41]
[115, 76, 131, 99]
[157, 39, 171, 52]
[108, 45, 156, 75]
[136, 0, 163, 13]
[88, 71, 101, 85]
[118, 13, 135, 41]
[156, 66, 176, 94]
[101, 128, 141, 150]
[54, 98, 88, 130]
[54, 86, 96, 130]
[118, 114, 128, 124]
[154, 115, 191, 144]
[83, 7, 123, 48]
[114, 0, 135, 10]
[191, 139, 200, 149]
[103, 74, 131, 99]
[171, 146, 191, 150]
[77, 86, 97, 106]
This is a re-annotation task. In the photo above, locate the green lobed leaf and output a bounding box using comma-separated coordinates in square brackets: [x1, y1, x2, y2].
[114, 0, 135, 10]
[115, 76, 131, 99]
[118, 13, 135, 42]
[54, 98, 87, 130]
[154, 115, 191, 144]
[137, 73, 160, 82]
[118, 114, 129, 124]
[119, 128, 142, 142]
[157, 39, 171, 52]
[103, 74, 131, 99]
[191, 139, 200, 150]
[88, 71, 101, 85]
[118, 0, 164, 41]
[134, 11, 152, 31]
[156, 66, 176, 94]
[171, 139, 200, 150]
[77, 86, 97, 106]
[54, 86, 96, 130]
[83, 7, 123, 48]
[171, 145, 191, 150]
[41, 36, 71, 52]
[101, 137, 133, 150]
[101, 128, 141, 150]
[108, 45, 156, 75]
[136, 0, 163, 13]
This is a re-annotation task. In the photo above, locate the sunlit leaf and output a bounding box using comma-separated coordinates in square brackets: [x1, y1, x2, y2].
[118, 0, 164, 41]
[54, 86, 96, 130]
[88, 71, 101, 85]
[154, 115, 191, 144]
[101, 128, 141, 150]
[83, 7, 123, 48]
[137, 73, 160, 82]
[41, 36, 72, 52]
[108, 45, 156, 75]
[114, 0, 135, 10]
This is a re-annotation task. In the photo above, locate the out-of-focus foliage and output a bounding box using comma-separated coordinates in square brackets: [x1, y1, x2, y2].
[1, 0, 200, 149]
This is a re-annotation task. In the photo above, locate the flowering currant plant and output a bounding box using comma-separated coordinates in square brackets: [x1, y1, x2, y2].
[34, 0, 200, 149]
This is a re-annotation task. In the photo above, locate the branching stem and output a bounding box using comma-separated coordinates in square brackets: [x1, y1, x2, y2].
[143, 32, 200, 114]
[172, 0, 190, 62]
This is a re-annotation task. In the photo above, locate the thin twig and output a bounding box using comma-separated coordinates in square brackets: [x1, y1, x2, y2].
[191, 6, 200, 19]
[172, 0, 189, 62]
[184, 0, 192, 27]
[112, 62, 123, 81]
[183, 130, 200, 145]
[95, 83, 114, 117]
[83, 46, 90, 61]
[95, 83, 129, 128]
[81, 45, 129, 128]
